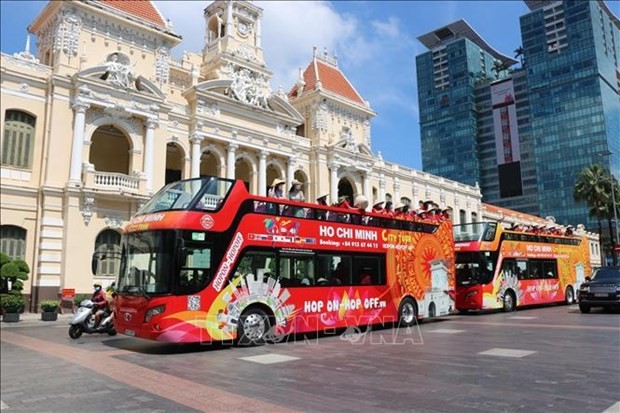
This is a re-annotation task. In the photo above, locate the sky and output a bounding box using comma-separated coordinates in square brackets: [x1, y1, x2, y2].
[0, 0, 535, 170]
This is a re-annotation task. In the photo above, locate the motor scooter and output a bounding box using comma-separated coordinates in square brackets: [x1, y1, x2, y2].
[68, 299, 116, 339]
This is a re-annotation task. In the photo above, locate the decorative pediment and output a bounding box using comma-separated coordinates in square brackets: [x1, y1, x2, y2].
[76, 53, 165, 99]
[195, 78, 303, 123]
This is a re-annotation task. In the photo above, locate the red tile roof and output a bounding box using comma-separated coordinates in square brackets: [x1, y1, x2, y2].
[289, 58, 365, 105]
[98, 0, 166, 27]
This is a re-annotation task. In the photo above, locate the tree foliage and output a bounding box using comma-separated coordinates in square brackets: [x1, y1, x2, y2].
[0, 255, 30, 293]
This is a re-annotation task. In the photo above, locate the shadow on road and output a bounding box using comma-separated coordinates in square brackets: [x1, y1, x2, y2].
[101, 337, 232, 354]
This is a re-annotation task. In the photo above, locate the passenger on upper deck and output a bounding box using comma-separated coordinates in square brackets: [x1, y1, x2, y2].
[288, 179, 305, 202]
[268, 178, 286, 199]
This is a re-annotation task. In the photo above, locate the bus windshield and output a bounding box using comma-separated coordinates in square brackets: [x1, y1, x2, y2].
[137, 176, 234, 214]
[454, 222, 497, 242]
[455, 251, 498, 286]
[118, 231, 176, 296]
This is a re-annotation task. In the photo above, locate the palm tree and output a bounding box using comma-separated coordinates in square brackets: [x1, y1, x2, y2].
[514, 46, 524, 66]
[574, 164, 618, 264]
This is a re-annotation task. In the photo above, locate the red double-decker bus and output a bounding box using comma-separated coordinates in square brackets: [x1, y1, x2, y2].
[109, 177, 454, 345]
[454, 222, 591, 313]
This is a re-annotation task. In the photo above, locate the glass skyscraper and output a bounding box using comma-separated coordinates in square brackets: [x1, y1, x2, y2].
[417, 1, 619, 228]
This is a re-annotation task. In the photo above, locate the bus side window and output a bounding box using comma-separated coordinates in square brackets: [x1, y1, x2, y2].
[516, 260, 528, 280]
[501, 259, 516, 278]
[528, 261, 543, 279]
[543, 260, 558, 279]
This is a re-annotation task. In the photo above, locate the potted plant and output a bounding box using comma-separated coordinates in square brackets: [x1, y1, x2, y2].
[1, 293, 25, 322]
[40, 300, 60, 321]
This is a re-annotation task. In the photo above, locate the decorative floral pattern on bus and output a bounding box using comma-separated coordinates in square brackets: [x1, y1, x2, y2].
[387, 221, 455, 313]
[483, 269, 521, 309]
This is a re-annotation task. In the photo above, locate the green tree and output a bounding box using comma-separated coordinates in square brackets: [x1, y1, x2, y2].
[574, 164, 619, 264]
[0, 255, 30, 293]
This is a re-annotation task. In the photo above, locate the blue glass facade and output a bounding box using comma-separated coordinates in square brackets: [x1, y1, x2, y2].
[520, 0, 619, 227]
[417, 1, 619, 229]
[417, 38, 497, 187]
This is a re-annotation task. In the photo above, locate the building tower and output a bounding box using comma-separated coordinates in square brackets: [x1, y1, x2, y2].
[519, 0, 619, 226]
[416, 20, 517, 188]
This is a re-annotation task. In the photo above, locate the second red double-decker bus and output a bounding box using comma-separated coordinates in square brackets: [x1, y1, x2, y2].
[109, 176, 455, 345]
[454, 222, 591, 313]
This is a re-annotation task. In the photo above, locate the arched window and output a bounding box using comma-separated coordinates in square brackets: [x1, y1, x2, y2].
[0, 225, 26, 259]
[459, 209, 467, 225]
[94, 230, 121, 278]
[2, 110, 36, 169]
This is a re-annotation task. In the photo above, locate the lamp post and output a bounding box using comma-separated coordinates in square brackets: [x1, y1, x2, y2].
[599, 150, 619, 265]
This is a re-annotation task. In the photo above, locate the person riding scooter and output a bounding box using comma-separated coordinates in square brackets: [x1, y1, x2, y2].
[91, 283, 109, 328]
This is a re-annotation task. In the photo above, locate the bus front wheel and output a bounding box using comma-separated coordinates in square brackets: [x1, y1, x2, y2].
[564, 286, 574, 305]
[398, 297, 417, 327]
[237, 307, 269, 346]
[502, 291, 516, 312]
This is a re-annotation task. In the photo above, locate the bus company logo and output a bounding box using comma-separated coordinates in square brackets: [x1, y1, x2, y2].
[200, 214, 214, 229]
[129, 212, 166, 224]
[213, 232, 244, 292]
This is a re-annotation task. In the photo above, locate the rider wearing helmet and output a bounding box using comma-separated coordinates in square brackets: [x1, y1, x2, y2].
[91, 283, 109, 327]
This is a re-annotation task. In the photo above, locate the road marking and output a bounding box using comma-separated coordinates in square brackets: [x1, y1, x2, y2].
[0, 331, 294, 413]
[448, 320, 619, 331]
[507, 316, 537, 320]
[478, 348, 536, 358]
[239, 353, 301, 364]
[427, 329, 465, 334]
[0, 400, 8, 410]
[603, 401, 620, 413]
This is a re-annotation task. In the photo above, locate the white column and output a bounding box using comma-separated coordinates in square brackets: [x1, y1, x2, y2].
[258, 150, 267, 196]
[190, 135, 202, 178]
[255, 17, 262, 48]
[393, 177, 400, 204]
[379, 174, 386, 202]
[226, 1, 233, 36]
[143, 118, 158, 192]
[69, 100, 90, 186]
[226, 143, 238, 179]
[287, 157, 295, 191]
[330, 162, 339, 205]
[362, 172, 371, 203]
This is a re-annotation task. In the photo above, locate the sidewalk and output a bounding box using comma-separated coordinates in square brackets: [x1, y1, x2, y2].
[1, 312, 74, 327]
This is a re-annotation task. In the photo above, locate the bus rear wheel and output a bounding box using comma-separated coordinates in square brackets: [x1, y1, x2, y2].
[398, 297, 417, 327]
[564, 287, 574, 305]
[502, 291, 516, 312]
[237, 307, 269, 346]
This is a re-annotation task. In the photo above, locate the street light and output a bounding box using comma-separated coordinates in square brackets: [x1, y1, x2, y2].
[599, 150, 619, 265]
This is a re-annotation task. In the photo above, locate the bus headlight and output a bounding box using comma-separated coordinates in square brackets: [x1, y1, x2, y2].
[145, 305, 166, 322]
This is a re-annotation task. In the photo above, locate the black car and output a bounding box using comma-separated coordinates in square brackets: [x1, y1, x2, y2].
[578, 266, 620, 313]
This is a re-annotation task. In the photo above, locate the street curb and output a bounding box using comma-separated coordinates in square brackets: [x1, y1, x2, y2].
[1, 313, 74, 327]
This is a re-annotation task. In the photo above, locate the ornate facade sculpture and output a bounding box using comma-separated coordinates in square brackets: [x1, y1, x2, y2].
[229, 65, 270, 109]
[102, 52, 134, 89]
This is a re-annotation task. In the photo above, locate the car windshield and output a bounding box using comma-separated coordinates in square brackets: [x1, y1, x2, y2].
[137, 176, 234, 214]
[118, 231, 176, 295]
[591, 268, 620, 282]
[456, 251, 498, 286]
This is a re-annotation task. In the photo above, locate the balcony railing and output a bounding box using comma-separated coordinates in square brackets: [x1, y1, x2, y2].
[93, 172, 139, 191]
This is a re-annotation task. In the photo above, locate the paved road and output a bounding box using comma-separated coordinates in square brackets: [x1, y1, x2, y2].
[1, 304, 619, 413]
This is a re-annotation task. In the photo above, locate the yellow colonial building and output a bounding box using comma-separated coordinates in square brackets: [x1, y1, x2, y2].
[1, 0, 485, 309]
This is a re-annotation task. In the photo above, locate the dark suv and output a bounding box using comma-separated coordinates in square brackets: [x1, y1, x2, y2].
[578, 266, 620, 313]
